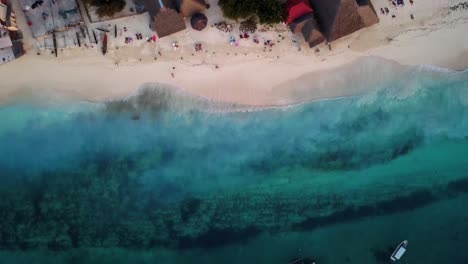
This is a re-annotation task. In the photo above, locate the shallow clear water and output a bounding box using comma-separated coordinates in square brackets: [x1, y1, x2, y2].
[0, 62, 467, 264]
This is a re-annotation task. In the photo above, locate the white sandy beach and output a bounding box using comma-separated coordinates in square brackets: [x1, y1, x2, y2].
[0, 0, 467, 105]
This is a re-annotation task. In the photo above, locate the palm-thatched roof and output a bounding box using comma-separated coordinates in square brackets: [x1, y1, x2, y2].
[357, 0, 379, 27]
[153, 8, 186, 38]
[177, 0, 206, 17]
[301, 15, 325, 47]
[288, 12, 324, 48]
[190, 12, 208, 31]
[142, 0, 178, 18]
[308, 0, 378, 42]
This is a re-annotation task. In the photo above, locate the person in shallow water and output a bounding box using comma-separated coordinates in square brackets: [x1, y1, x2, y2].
[288, 257, 316, 264]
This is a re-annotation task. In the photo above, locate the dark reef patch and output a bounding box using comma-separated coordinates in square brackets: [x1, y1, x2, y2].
[371, 246, 394, 263]
[179, 197, 202, 222]
[247, 134, 423, 174]
[295, 190, 436, 231]
[247, 129, 423, 173]
[375, 190, 436, 214]
[344, 108, 390, 134]
[447, 178, 468, 193]
[177, 226, 261, 249]
[0, 166, 463, 252]
[0, 135, 465, 252]
[390, 136, 421, 159]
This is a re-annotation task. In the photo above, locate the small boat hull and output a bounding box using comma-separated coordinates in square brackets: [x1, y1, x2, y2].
[390, 240, 408, 261]
[102, 34, 108, 55]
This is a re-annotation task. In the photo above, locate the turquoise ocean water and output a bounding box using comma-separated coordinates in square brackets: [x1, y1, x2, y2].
[0, 61, 468, 264]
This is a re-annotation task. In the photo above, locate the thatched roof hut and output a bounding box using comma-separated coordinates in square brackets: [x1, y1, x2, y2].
[308, 0, 379, 42]
[286, 0, 324, 48]
[177, 0, 206, 17]
[357, 0, 379, 27]
[153, 8, 186, 38]
[301, 15, 326, 47]
[190, 13, 207, 31]
[142, 0, 178, 18]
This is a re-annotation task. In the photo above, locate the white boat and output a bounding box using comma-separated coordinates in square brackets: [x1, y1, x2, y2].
[390, 240, 408, 261]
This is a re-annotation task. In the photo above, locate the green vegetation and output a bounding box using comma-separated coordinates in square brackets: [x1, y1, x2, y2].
[83, 0, 126, 18]
[218, 0, 284, 24]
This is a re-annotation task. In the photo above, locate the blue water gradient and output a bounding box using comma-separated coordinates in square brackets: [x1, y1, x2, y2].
[0, 63, 467, 263]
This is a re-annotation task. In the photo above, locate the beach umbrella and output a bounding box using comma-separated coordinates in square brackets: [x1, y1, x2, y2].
[190, 13, 208, 31]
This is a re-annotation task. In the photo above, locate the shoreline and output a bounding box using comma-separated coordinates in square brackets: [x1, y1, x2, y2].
[0, 0, 467, 106]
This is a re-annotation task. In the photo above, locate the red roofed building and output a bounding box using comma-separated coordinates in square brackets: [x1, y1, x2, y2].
[286, 0, 325, 48]
[285, 0, 313, 25]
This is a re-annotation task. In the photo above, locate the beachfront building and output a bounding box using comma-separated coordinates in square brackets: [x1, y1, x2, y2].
[145, 0, 180, 37]
[0, 27, 15, 65]
[144, 0, 208, 38]
[285, 0, 379, 47]
[153, 7, 186, 38]
[20, 0, 83, 38]
[308, 0, 379, 42]
[286, 0, 325, 48]
[1, 0, 24, 65]
[356, 0, 380, 27]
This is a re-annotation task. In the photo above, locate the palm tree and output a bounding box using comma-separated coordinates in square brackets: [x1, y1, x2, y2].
[83, 0, 126, 18]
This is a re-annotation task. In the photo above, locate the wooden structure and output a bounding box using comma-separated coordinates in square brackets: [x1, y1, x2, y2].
[177, 0, 206, 17]
[286, 0, 325, 48]
[153, 7, 186, 38]
[190, 12, 207, 31]
[308, 0, 379, 42]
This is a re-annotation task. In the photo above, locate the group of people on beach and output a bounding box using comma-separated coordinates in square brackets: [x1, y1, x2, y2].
[228, 32, 279, 51]
[388, 0, 414, 7]
[239, 32, 250, 39]
[30, 0, 44, 9]
[380, 0, 415, 20]
[134, 33, 144, 40]
[124, 33, 141, 43]
[124, 33, 156, 44]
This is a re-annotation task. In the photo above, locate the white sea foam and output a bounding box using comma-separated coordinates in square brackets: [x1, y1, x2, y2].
[3, 57, 466, 115]
[417, 64, 459, 73]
